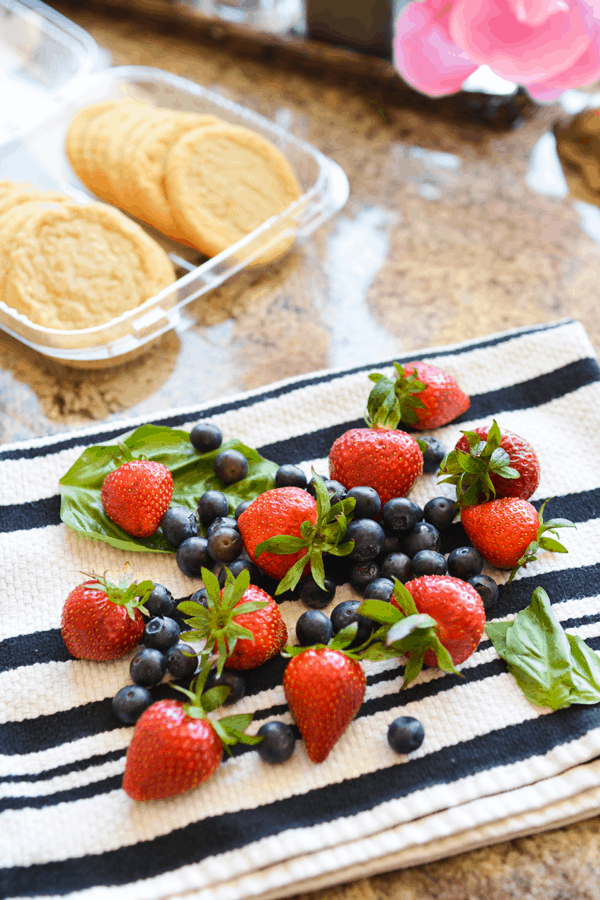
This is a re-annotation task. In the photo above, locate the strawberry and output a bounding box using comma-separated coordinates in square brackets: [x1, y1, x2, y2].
[442, 419, 540, 505]
[461, 498, 574, 579]
[61, 573, 153, 661]
[237, 475, 354, 594]
[367, 360, 470, 431]
[283, 646, 366, 763]
[101, 447, 173, 538]
[122, 664, 261, 801]
[178, 567, 287, 672]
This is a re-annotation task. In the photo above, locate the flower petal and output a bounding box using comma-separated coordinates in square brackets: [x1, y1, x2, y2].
[393, 1, 478, 96]
[507, 0, 570, 27]
[525, 22, 600, 98]
[449, 0, 591, 83]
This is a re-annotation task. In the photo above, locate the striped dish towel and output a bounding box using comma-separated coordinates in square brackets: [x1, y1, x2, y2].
[2, 318, 600, 900]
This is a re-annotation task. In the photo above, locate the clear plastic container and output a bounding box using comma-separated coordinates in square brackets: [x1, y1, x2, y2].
[0, 0, 349, 365]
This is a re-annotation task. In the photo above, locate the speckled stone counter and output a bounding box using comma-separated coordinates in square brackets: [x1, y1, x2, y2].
[3, 4, 600, 897]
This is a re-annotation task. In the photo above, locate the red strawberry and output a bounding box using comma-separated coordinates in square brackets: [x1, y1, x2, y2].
[451, 421, 540, 502]
[329, 426, 423, 507]
[394, 576, 485, 666]
[461, 498, 573, 577]
[399, 361, 470, 430]
[101, 458, 173, 538]
[224, 587, 287, 669]
[61, 574, 153, 661]
[238, 487, 317, 582]
[123, 699, 223, 801]
[283, 647, 366, 763]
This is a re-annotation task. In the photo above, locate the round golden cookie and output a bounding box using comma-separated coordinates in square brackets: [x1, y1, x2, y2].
[164, 123, 302, 258]
[5, 202, 176, 331]
[129, 112, 224, 240]
[0, 188, 71, 218]
[65, 100, 121, 190]
[0, 196, 71, 301]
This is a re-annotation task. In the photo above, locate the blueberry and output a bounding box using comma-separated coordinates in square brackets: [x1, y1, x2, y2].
[189, 587, 208, 607]
[423, 496, 456, 532]
[143, 616, 181, 652]
[419, 435, 447, 473]
[468, 574, 499, 611]
[166, 643, 199, 679]
[160, 506, 199, 548]
[296, 609, 333, 646]
[346, 519, 386, 561]
[380, 531, 403, 557]
[257, 721, 296, 763]
[381, 552, 412, 583]
[190, 422, 222, 453]
[214, 449, 248, 485]
[448, 546, 484, 580]
[197, 490, 229, 527]
[346, 486, 381, 520]
[387, 716, 425, 753]
[411, 550, 447, 577]
[350, 561, 381, 591]
[307, 478, 346, 505]
[112, 685, 152, 724]
[382, 498, 423, 534]
[130, 648, 167, 686]
[218, 558, 260, 587]
[176, 536, 212, 577]
[235, 500, 252, 519]
[145, 584, 175, 618]
[331, 599, 373, 646]
[402, 522, 441, 558]
[296, 574, 336, 609]
[206, 668, 246, 705]
[275, 464, 307, 489]
[363, 577, 395, 602]
[206, 516, 239, 537]
[207, 526, 243, 564]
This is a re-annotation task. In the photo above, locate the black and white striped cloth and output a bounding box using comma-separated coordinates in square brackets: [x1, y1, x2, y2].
[2, 318, 600, 900]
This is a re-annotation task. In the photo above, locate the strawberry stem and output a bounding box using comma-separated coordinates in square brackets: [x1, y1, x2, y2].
[365, 362, 427, 428]
[438, 420, 520, 508]
[509, 500, 576, 583]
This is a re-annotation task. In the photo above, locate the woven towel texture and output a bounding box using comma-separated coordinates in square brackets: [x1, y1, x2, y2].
[1, 318, 600, 900]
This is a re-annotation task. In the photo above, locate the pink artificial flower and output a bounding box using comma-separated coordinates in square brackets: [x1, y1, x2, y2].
[393, 0, 600, 100]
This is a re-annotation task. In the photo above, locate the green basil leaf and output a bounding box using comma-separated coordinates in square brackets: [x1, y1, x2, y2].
[566, 634, 600, 705]
[59, 426, 277, 554]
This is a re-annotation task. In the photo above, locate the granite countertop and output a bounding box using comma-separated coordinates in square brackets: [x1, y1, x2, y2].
[3, 3, 600, 896]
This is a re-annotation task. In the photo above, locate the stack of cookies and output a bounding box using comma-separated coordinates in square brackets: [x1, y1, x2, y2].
[65, 100, 302, 259]
[0, 180, 175, 331]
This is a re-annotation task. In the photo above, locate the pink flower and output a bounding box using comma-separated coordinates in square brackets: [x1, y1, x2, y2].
[393, 0, 600, 100]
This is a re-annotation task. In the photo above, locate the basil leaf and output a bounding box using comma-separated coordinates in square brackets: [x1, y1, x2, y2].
[566, 634, 600, 705]
[59, 425, 277, 554]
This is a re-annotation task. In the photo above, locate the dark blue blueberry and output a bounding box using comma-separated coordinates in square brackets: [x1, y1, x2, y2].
[197, 490, 229, 527]
[189, 587, 208, 607]
[206, 516, 239, 538]
[296, 574, 336, 609]
[423, 496, 456, 532]
[190, 422, 222, 453]
[257, 721, 296, 763]
[235, 500, 253, 519]
[130, 648, 167, 686]
[381, 552, 412, 583]
[143, 616, 181, 652]
[160, 506, 199, 548]
[363, 577, 395, 602]
[176, 536, 212, 577]
[166, 643, 199, 680]
[402, 522, 441, 558]
[346, 486, 381, 520]
[296, 609, 333, 646]
[331, 599, 373, 646]
[387, 716, 425, 753]
[346, 518, 386, 561]
[145, 584, 176, 618]
[419, 436, 446, 473]
[448, 546, 484, 580]
[350, 561, 381, 591]
[207, 526, 243, 564]
[380, 531, 403, 557]
[218, 558, 260, 587]
[307, 478, 346, 505]
[275, 464, 307, 489]
[207, 668, 246, 705]
[411, 550, 447, 577]
[382, 498, 423, 534]
[214, 449, 248, 485]
[468, 574, 499, 611]
[112, 685, 153, 724]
